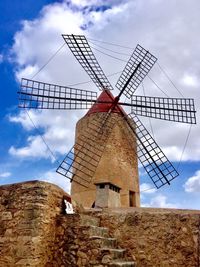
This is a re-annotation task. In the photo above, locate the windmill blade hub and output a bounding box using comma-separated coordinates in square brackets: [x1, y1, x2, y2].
[86, 90, 125, 116]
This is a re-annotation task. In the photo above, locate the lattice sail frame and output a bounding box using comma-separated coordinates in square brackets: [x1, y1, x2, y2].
[131, 95, 196, 124]
[19, 78, 97, 110]
[62, 34, 113, 91]
[116, 44, 157, 99]
[19, 79, 196, 124]
[125, 113, 179, 188]
[57, 112, 117, 187]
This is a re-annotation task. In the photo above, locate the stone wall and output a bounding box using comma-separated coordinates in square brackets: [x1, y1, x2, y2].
[0, 180, 69, 267]
[96, 208, 200, 267]
[52, 214, 103, 267]
[1, 181, 200, 267]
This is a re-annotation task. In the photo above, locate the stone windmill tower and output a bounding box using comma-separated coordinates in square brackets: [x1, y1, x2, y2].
[18, 34, 196, 209]
[71, 90, 140, 208]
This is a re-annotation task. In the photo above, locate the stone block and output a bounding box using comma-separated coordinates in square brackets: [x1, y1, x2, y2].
[1, 211, 12, 220]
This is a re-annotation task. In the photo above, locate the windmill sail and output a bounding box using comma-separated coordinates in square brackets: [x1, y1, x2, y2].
[124, 113, 179, 188]
[131, 95, 196, 124]
[63, 34, 113, 91]
[19, 78, 97, 110]
[56, 112, 117, 187]
[116, 44, 157, 99]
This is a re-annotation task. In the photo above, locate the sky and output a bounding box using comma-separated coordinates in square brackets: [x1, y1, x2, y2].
[0, 0, 200, 209]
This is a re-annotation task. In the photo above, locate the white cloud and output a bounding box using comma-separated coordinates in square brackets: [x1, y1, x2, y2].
[70, 0, 102, 6]
[184, 170, 200, 193]
[161, 146, 182, 162]
[9, 0, 200, 166]
[142, 193, 179, 209]
[37, 169, 71, 193]
[0, 172, 11, 178]
[9, 109, 80, 160]
[9, 0, 128, 161]
[12, 3, 83, 67]
[181, 74, 199, 87]
[9, 135, 52, 160]
[9, 110, 38, 131]
[140, 183, 156, 194]
[69, 0, 128, 8]
[15, 65, 38, 82]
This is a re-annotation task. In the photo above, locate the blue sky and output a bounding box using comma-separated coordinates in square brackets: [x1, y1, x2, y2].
[0, 0, 200, 209]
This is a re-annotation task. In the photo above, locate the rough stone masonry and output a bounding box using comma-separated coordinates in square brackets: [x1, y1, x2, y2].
[0, 180, 200, 266]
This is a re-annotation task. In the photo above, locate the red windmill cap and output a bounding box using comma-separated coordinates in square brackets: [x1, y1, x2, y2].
[86, 90, 125, 116]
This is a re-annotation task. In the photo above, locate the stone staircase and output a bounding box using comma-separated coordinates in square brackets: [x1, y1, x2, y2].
[80, 214, 136, 267]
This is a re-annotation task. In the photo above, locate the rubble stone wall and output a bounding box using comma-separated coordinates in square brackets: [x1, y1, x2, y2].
[52, 215, 105, 267]
[96, 208, 200, 267]
[0, 181, 68, 267]
[0, 181, 200, 267]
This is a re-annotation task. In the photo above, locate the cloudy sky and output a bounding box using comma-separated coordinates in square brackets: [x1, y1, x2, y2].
[1, 0, 200, 209]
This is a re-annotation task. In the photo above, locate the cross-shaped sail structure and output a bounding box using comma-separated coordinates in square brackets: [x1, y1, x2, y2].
[18, 34, 196, 189]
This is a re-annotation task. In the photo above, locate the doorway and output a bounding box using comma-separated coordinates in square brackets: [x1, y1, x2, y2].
[129, 191, 136, 207]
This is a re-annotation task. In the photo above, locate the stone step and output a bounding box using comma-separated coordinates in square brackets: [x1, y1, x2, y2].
[101, 248, 125, 260]
[79, 214, 136, 267]
[109, 261, 136, 267]
[80, 214, 100, 227]
[103, 237, 117, 248]
[89, 236, 117, 248]
[89, 225, 109, 237]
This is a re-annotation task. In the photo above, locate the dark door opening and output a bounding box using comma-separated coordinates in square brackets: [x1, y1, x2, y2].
[129, 191, 136, 207]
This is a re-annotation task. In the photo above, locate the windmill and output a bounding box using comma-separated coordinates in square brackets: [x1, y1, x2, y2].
[18, 34, 196, 208]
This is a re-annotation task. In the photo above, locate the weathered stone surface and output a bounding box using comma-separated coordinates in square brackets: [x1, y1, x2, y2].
[0, 180, 70, 267]
[97, 208, 200, 267]
[71, 112, 140, 208]
[0, 181, 200, 267]
[102, 254, 112, 264]
[1, 211, 12, 220]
